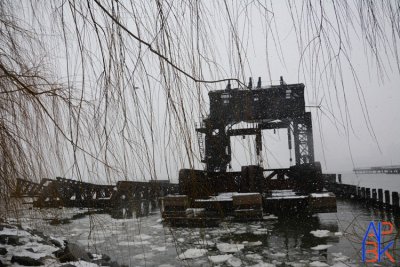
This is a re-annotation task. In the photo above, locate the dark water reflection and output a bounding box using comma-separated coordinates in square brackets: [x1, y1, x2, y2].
[15, 199, 400, 266]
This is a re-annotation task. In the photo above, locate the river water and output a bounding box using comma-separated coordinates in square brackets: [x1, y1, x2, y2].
[9, 173, 400, 267]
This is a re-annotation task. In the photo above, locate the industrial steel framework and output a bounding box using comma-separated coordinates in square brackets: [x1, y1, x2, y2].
[196, 77, 315, 172]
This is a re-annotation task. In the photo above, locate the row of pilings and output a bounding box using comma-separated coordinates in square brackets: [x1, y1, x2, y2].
[323, 174, 400, 213]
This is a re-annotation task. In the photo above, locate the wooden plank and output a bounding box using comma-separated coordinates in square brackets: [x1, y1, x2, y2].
[162, 195, 188, 207]
[232, 193, 262, 206]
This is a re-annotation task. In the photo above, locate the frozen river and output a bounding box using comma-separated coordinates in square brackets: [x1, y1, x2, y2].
[11, 198, 400, 267]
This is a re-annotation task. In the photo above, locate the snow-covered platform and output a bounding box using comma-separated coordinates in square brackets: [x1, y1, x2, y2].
[161, 190, 336, 226]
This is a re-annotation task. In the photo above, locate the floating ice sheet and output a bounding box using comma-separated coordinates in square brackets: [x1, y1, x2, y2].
[177, 248, 207, 259]
[217, 243, 245, 253]
[310, 244, 332, 250]
[208, 254, 233, 263]
[310, 230, 330, 238]
[309, 261, 329, 267]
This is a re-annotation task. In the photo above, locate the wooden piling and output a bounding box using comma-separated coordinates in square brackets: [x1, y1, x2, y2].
[365, 188, 371, 201]
[361, 187, 366, 199]
[378, 189, 384, 206]
[351, 185, 357, 198]
[384, 190, 391, 207]
[372, 189, 377, 203]
[392, 192, 399, 212]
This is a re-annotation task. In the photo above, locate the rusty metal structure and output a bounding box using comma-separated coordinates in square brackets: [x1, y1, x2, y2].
[12, 177, 178, 217]
[167, 77, 337, 222]
[198, 76, 314, 172]
[180, 77, 324, 196]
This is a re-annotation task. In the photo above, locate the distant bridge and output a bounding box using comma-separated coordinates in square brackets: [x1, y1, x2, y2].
[353, 165, 400, 174]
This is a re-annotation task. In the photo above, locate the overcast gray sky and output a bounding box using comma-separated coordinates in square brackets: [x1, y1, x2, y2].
[11, 1, 400, 182]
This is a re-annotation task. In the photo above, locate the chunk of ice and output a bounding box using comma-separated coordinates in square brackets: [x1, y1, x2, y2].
[61, 261, 100, 267]
[227, 256, 242, 267]
[177, 248, 207, 259]
[208, 254, 233, 263]
[152, 246, 167, 252]
[310, 244, 332, 250]
[246, 253, 263, 260]
[263, 215, 278, 220]
[249, 262, 276, 267]
[309, 261, 329, 267]
[0, 228, 30, 237]
[217, 243, 245, 253]
[118, 240, 150, 246]
[310, 230, 330, 238]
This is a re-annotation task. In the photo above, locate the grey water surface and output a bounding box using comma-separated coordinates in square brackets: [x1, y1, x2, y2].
[12, 173, 400, 267]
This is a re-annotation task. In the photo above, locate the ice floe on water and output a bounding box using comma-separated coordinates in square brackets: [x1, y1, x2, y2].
[8, 205, 366, 267]
[177, 248, 208, 259]
[309, 261, 329, 267]
[227, 256, 242, 267]
[208, 254, 233, 263]
[331, 252, 349, 262]
[194, 239, 215, 247]
[243, 240, 262, 247]
[132, 252, 155, 260]
[217, 242, 245, 253]
[311, 244, 332, 250]
[249, 262, 276, 267]
[78, 239, 106, 246]
[118, 240, 151, 246]
[263, 214, 278, 220]
[246, 253, 263, 260]
[285, 262, 306, 267]
[151, 245, 167, 252]
[253, 228, 270, 235]
[61, 260, 100, 267]
[310, 229, 330, 237]
[0, 227, 31, 237]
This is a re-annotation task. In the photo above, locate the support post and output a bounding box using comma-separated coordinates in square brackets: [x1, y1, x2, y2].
[337, 174, 342, 184]
[392, 192, 399, 212]
[384, 190, 391, 207]
[361, 187, 366, 199]
[378, 189, 383, 206]
[365, 188, 371, 201]
[372, 189, 377, 203]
